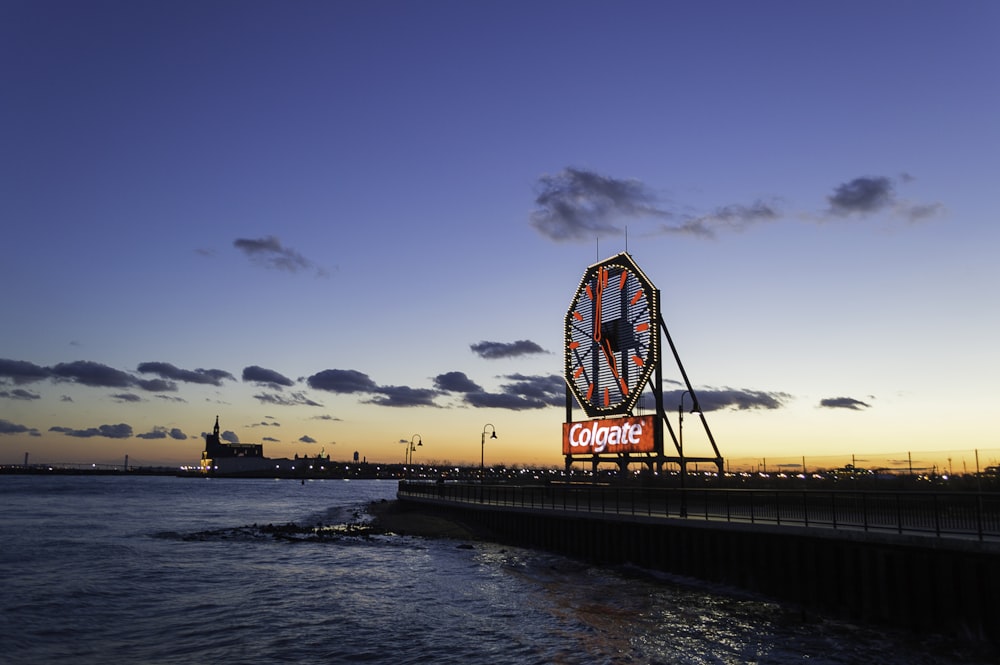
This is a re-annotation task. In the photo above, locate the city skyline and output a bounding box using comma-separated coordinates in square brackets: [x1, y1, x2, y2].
[2, 1, 998, 471]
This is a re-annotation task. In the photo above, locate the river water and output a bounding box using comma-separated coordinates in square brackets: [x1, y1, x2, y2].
[0, 475, 992, 664]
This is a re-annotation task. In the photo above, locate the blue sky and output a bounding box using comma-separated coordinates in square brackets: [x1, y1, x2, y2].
[2, 1, 998, 472]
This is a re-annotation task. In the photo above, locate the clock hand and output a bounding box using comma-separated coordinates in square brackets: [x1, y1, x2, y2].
[601, 338, 628, 396]
[593, 267, 604, 343]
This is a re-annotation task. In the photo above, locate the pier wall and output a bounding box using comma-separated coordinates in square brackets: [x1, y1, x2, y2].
[401, 496, 1000, 642]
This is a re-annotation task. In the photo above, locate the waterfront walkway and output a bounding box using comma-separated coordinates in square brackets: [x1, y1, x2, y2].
[398, 481, 1000, 544]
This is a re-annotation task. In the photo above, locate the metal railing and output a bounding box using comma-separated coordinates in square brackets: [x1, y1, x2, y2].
[397, 482, 1000, 542]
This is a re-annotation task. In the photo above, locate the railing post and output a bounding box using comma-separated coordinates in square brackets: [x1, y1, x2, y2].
[862, 492, 869, 532]
[802, 490, 809, 527]
[934, 492, 941, 538]
[896, 493, 903, 535]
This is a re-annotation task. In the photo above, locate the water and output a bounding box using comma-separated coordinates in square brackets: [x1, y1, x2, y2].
[0, 475, 993, 664]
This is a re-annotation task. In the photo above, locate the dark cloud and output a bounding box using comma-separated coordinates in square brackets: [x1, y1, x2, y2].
[299, 435, 317, 444]
[434, 371, 483, 393]
[221, 430, 240, 444]
[531, 169, 942, 242]
[819, 396, 871, 411]
[0, 388, 41, 400]
[827, 176, 894, 216]
[311, 414, 343, 421]
[0, 419, 40, 436]
[470, 340, 547, 359]
[463, 373, 564, 411]
[111, 393, 142, 403]
[263, 436, 279, 442]
[135, 378, 178, 392]
[530, 168, 671, 241]
[233, 235, 322, 275]
[50, 361, 135, 388]
[50, 423, 133, 438]
[367, 385, 441, 408]
[307, 369, 379, 394]
[137, 426, 188, 440]
[242, 365, 294, 389]
[137, 362, 235, 386]
[0, 358, 50, 384]
[664, 388, 791, 412]
[252, 391, 323, 407]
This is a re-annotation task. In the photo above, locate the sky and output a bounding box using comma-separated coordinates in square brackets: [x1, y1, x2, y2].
[2, 0, 998, 472]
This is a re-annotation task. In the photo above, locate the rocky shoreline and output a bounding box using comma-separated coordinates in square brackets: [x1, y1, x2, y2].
[366, 498, 493, 541]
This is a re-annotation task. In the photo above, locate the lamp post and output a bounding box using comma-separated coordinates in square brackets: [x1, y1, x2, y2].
[403, 434, 422, 479]
[481, 424, 497, 484]
[679, 391, 690, 517]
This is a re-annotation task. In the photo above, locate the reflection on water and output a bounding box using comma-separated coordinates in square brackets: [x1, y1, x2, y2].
[0, 475, 994, 664]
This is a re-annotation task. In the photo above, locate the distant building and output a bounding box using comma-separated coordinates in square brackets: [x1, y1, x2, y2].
[200, 416, 273, 475]
[198, 416, 330, 476]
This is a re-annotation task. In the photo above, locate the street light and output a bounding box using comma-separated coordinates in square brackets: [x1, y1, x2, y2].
[403, 435, 422, 479]
[481, 424, 497, 484]
[408, 434, 422, 465]
[679, 391, 693, 517]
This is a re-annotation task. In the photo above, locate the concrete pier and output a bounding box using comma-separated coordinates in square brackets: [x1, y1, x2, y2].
[399, 486, 1000, 643]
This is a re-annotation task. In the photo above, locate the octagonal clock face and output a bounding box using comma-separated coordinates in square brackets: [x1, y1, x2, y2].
[565, 252, 659, 417]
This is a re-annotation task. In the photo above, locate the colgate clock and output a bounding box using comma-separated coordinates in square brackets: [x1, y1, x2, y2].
[565, 252, 659, 418]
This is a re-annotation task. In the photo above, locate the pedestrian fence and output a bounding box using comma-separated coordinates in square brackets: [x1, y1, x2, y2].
[398, 481, 1000, 542]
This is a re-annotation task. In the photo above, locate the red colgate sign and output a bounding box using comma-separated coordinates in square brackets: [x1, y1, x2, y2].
[562, 415, 656, 455]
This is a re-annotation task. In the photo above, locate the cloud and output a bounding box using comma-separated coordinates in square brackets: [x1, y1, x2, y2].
[462, 373, 565, 411]
[221, 430, 240, 444]
[111, 393, 142, 403]
[0, 358, 50, 384]
[530, 169, 943, 242]
[0, 388, 41, 400]
[299, 435, 317, 444]
[307, 369, 379, 394]
[826, 175, 943, 222]
[0, 419, 41, 436]
[434, 371, 483, 393]
[664, 201, 781, 238]
[470, 340, 547, 359]
[137, 362, 235, 386]
[242, 365, 294, 389]
[664, 387, 791, 412]
[252, 391, 323, 407]
[819, 396, 872, 411]
[367, 385, 441, 408]
[49, 361, 135, 388]
[311, 414, 343, 421]
[34, 360, 178, 392]
[233, 235, 323, 275]
[136, 426, 189, 440]
[530, 168, 671, 241]
[50, 423, 133, 438]
[827, 176, 895, 216]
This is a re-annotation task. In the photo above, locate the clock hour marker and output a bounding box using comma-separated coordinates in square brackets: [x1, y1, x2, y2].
[569, 341, 580, 350]
[585, 284, 593, 300]
[573, 311, 583, 321]
[630, 289, 644, 306]
[631, 355, 644, 367]
[603, 387, 609, 406]
[573, 366, 584, 379]
[586, 383, 594, 401]
[618, 271, 628, 290]
[635, 322, 649, 333]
